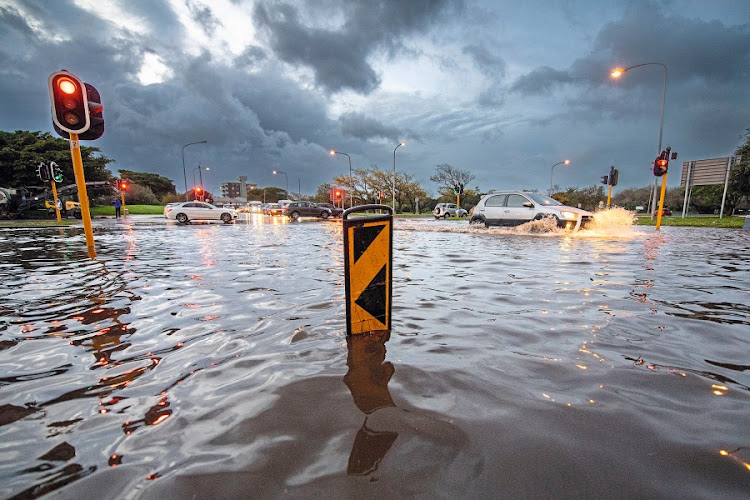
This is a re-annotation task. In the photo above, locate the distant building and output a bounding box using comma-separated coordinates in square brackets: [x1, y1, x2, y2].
[220, 176, 257, 200]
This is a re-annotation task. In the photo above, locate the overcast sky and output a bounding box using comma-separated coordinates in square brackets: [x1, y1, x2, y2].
[1, 0, 748, 196]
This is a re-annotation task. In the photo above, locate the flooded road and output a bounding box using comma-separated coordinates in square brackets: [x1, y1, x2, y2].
[1, 213, 749, 498]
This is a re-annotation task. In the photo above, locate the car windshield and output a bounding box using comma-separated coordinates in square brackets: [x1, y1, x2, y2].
[526, 193, 563, 206]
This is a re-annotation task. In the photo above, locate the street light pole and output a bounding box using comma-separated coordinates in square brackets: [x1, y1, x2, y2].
[611, 62, 667, 219]
[330, 150, 353, 208]
[393, 141, 405, 211]
[182, 140, 207, 202]
[273, 170, 289, 199]
[548, 160, 570, 196]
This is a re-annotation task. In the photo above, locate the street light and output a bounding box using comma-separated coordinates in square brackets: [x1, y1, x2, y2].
[611, 62, 667, 219]
[549, 160, 570, 196]
[330, 150, 352, 208]
[273, 169, 289, 199]
[182, 140, 207, 201]
[193, 165, 209, 201]
[393, 141, 405, 210]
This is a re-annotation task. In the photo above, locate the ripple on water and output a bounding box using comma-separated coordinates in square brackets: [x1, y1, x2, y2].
[1, 215, 749, 497]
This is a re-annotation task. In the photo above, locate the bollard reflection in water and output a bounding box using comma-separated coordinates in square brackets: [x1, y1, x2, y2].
[343, 331, 397, 475]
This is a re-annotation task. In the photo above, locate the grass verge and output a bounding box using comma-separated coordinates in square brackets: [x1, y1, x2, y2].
[635, 216, 745, 228]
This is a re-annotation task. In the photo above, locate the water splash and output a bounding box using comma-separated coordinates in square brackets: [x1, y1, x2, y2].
[396, 207, 642, 238]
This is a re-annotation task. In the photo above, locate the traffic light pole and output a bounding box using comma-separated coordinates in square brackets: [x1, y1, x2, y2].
[50, 179, 62, 222]
[120, 187, 127, 218]
[606, 185, 612, 209]
[655, 173, 667, 230]
[69, 133, 96, 258]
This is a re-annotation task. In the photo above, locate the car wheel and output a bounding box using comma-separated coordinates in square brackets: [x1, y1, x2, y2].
[469, 217, 484, 226]
[176, 213, 188, 223]
[321, 211, 329, 220]
[221, 213, 232, 223]
[291, 211, 300, 221]
[443, 212, 450, 219]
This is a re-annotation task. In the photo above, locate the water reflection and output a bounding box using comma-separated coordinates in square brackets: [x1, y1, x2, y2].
[343, 331, 397, 475]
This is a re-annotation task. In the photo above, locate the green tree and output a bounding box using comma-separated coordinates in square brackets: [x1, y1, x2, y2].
[118, 169, 176, 199]
[0, 130, 114, 187]
[247, 186, 287, 203]
[730, 129, 750, 210]
[430, 164, 475, 198]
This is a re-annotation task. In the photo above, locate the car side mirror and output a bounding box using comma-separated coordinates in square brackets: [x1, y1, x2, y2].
[523, 201, 534, 208]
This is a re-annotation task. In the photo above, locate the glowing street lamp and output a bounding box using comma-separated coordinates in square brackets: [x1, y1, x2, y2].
[330, 150, 353, 208]
[273, 169, 289, 199]
[610, 62, 668, 220]
[549, 159, 570, 196]
[181, 140, 207, 201]
[393, 141, 405, 210]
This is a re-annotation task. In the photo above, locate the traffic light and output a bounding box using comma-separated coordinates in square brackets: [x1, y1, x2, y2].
[459, 183, 464, 195]
[49, 71, 90, 135]
[119, 180, 128, 191]
[600, 175, 609, 185]
[50, 161, 63, 182]
[195, 186, 202, 197]
[79, 83, 104, 141]
[37, 162, 51, 182]
[335, 190, 342, 199]
[609, 166, 619, 187]
[653, 147, 671, 176]
[48, 71, 104, 140]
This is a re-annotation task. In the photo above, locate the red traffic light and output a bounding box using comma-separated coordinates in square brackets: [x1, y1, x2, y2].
[49, 71, 91, 135]
[119, 181, 128, 190]
[196, 186, 203, 194]
[335, 190, 341, 198]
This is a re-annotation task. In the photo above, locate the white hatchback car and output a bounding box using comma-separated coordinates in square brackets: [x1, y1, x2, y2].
[469, 191, 592, 229]
[164, 201, 237, 224]
[434, 203, 468, 219]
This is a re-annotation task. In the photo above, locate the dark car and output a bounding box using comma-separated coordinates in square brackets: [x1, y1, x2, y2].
[282, 200, 332, 220]
[654, 208, 673, 216]
[315, 202, 344, 217]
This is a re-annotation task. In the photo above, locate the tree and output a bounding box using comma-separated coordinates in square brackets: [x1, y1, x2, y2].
[0, 130, 114, 187]
[247, 186, 287, 203]
[729, 129, 750, 209]
[430, 164, 475, 198]
[118, 169, 176, 199]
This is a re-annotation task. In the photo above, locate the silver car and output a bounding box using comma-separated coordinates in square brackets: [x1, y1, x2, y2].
[469, 191, 592, 229]
[164, 201, 237, 224]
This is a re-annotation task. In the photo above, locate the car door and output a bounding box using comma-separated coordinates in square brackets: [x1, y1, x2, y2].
[503, 194, 535, 225]
[479, 194, 506, 225]
[195, 202, 218, 220]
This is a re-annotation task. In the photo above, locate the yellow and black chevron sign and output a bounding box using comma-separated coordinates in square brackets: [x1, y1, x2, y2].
[343, 212, 392, 335]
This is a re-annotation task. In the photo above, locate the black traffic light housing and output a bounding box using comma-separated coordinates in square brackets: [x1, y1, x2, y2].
[37, 162, 51, 182]
[50, 161, 63, 182]
[653, 147, 671, 176]
[48, 70, 104, 140]
[600, 175, 609, 185]
[609, 166, 619, 187]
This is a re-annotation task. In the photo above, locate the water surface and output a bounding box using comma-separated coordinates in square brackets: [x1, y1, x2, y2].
[1, 214, 749, 498]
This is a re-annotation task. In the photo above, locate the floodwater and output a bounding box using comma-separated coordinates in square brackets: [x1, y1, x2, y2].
[1, 210, 749, 499]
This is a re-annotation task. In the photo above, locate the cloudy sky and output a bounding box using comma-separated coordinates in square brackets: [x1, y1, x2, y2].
[1, 0, 748, 196]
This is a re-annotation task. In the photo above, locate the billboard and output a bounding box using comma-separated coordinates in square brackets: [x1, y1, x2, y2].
[680, 156, 741, 187]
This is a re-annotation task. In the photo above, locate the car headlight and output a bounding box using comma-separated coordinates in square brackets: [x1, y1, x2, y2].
[560, 211, 577, 220]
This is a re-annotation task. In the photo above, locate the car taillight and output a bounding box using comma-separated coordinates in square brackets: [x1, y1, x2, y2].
[166, 208, 172, 213]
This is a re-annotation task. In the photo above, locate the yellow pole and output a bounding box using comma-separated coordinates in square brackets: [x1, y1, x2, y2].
[120, 189, 127, 218]
[606, 185, 612, 209]
[655, 173, 668, 230]
[69, 133, 96, 258]
[50, 180, 62, 222]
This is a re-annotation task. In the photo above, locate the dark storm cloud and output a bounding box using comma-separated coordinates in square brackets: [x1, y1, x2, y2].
[253, 0, 463, 94]
[511, 1, 750, 95]
[186, 0, 222, 36]
[234, 45, 267, 67]
[339, 112, 419, 143]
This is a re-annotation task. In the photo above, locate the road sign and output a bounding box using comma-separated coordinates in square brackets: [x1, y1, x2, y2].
[343, 205, 393, 335]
